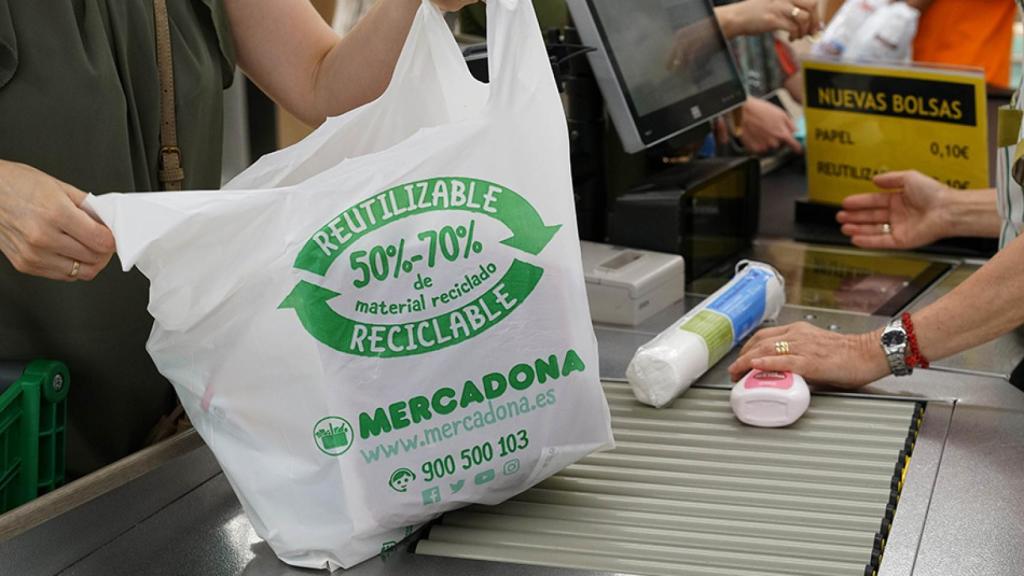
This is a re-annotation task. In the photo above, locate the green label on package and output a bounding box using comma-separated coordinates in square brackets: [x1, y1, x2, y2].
[680, 310, 734, 366]
[280, 177, 560, 357]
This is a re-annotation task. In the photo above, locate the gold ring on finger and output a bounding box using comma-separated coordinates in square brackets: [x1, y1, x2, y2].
[790, 6, 802, 19]
[68, 260, 81, 279]
[774, 340, 791, 355]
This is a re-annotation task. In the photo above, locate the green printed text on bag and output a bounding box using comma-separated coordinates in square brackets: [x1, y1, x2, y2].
[280, 177, 560, 357]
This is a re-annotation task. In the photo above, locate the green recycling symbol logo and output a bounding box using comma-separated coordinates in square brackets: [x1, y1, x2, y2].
[280, 177, 560, 358]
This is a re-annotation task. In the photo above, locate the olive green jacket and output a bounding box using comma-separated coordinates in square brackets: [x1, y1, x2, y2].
[0, 0, 234, 476]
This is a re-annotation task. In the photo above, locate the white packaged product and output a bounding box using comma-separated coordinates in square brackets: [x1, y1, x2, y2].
[812, 0, 890, 60]
[844, 3, 920, 63]
[84, 0, 613, 570]
[626, 262, 785, 408]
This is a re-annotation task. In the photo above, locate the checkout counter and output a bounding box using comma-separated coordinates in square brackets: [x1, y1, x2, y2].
[3, 1, 1024, 575]
[5, 184, 1022, 576]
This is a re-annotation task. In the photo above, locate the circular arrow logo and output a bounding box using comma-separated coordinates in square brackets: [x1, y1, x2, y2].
[280, 177, 559, 358]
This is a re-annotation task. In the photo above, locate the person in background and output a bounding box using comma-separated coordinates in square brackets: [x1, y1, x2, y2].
[461, 0, 816, 155]
[714, 0, 822, 40]
[714, 0, 817, 155]
[0, 0, 476, 477]
[908, 0, 1017, 89]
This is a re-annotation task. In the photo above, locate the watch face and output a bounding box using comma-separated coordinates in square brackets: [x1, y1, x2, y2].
[882, 331, 906, 347]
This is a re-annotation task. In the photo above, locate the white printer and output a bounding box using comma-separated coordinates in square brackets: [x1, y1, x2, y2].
[580, 241, 685, 326]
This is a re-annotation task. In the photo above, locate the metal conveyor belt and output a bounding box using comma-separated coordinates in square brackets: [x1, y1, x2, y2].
[416, 381, 924, 576]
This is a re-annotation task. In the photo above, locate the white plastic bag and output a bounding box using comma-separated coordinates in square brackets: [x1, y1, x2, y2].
[812, 0, 890, 60]
[844, 3, 919, 63]
[626, 262, 785, 408]
[85, 0, 613, 569]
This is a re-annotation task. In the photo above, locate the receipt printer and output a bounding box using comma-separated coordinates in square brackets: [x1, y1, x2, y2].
[581, 241, 685, 326]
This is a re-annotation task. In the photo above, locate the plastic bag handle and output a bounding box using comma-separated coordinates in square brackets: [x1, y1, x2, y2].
[413, 0, 479, 90]
[376, 1, 480, 104]
[484, 0, 555, 108]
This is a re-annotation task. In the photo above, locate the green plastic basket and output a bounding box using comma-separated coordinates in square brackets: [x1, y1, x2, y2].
[0, 360, 70, 514]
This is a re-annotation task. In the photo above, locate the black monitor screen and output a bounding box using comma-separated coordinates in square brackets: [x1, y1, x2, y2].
[594, 0, 736, 115]
[571, 0, 747, 151]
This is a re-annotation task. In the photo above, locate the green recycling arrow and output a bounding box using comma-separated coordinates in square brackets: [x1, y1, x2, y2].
[280, 259, 543, 358]
[294, 177, 560, 276]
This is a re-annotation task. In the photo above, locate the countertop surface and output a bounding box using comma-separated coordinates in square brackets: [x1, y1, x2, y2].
[4, 290, 1022, 576]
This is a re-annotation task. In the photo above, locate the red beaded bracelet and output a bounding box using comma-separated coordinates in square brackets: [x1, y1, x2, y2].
[901, 312, 930, 369]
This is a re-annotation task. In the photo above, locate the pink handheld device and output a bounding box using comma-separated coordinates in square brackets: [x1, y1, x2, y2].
[730, 370, 810, 427]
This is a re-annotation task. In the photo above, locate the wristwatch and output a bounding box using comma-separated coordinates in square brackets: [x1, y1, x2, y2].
[880, 318, 913, 377]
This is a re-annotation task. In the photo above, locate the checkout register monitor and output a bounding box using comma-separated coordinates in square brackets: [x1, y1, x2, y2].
[566, 0, 747, 153]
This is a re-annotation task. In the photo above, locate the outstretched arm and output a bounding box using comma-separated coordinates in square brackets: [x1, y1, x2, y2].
[837, 171, 1001, 250]
[728, 232, 1024, 388]
[226, 0, 476, 126]
[909, 231, 1024, 361]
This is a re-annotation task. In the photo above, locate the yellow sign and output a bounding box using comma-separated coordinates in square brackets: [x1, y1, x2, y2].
[804, 60, 988, 205]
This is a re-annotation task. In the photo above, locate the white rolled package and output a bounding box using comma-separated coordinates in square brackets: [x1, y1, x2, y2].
[626, 261, 785, 408]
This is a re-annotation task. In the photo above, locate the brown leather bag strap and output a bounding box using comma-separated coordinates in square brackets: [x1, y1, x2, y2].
[153, 0, 183, 191]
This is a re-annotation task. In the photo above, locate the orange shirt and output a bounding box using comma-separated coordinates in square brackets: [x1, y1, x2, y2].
[913, 0, 1017, 87]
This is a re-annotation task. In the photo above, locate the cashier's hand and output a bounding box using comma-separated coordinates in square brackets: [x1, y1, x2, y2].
[739, 98, 802, 155]
[715, 0, 821, 41]
[0, 160, 115, 282]
[837, 171, 950, 250]
[728, 322, 890, 390]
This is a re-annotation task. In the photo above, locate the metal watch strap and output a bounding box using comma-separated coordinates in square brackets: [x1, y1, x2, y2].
[154, 0, 183, 191]
[885, 344, 909, 376]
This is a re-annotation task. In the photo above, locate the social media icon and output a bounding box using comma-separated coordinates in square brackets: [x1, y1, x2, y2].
[502, 458, 521, 476]
[474, 469, 496, 485]
[421, 486, 442, 506]
[449, 479, 465, 494]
